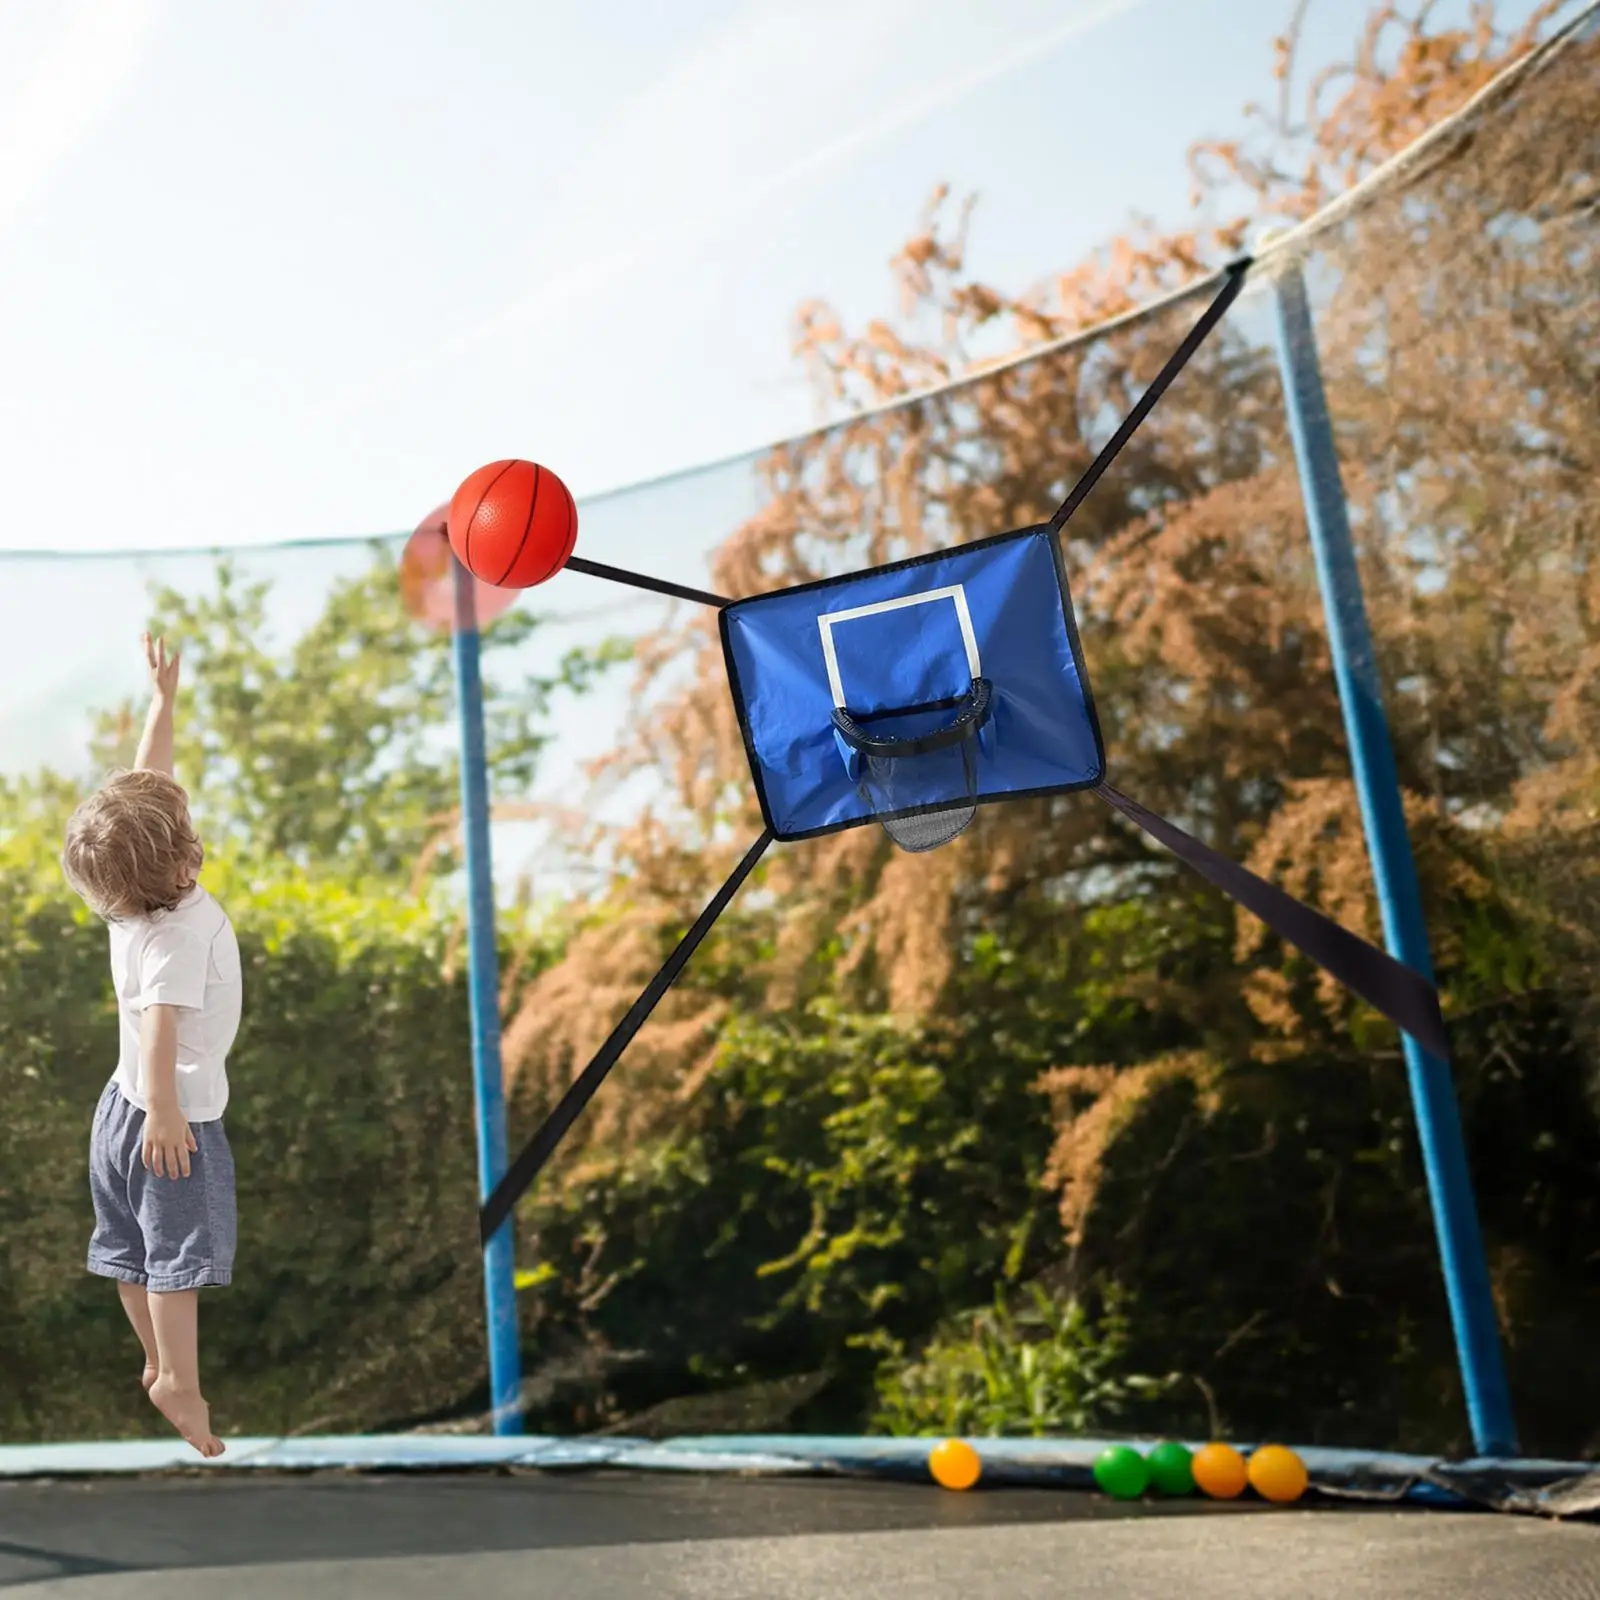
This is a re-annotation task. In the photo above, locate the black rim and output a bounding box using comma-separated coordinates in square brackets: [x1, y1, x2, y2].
[831, 677, 994, 758]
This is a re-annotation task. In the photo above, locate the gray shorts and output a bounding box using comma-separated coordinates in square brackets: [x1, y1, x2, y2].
[87, 1079, 236, 1292]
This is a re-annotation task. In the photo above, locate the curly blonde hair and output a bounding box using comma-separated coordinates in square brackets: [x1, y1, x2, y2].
[61, 769, 204, 921]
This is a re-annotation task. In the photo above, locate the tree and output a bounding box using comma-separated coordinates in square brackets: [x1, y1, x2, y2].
[84, 546, 622, 884]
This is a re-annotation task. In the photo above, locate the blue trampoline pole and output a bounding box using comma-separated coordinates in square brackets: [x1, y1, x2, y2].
[451, 556, 523, 1435]
[1268, 258, 1516, 1457]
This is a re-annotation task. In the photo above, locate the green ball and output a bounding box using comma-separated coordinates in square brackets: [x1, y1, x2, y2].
[1093, 1444, 1150, 1500]
[1145, 1440, 1195, 1496]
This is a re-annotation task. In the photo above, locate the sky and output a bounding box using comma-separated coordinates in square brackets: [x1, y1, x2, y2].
[1, 0, 1556, 558]
[0, 0, 1563, 889]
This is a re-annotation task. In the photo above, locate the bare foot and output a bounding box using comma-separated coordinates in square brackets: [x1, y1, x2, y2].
[148, 1375, 225, 1459]
[141, 1362, 158, 1392]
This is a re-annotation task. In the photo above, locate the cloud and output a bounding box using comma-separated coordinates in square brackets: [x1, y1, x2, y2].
[465, 0, 1156, 345]
[731, 0, 1157, 210]
[0, 0, 169, 240]
[308, 0, 1154, 420]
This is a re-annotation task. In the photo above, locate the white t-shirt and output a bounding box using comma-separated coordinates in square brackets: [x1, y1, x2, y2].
[109, 885, 242, 1122]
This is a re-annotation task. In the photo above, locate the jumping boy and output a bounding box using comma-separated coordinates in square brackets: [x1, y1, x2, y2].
[61, 633, 241, 1458]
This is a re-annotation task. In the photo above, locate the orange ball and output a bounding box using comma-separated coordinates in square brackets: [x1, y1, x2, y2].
[1247, 1444, 1309, 1504]
[448, 459, 577, 590]
[1191, 1442, 1249, 1499]
[928, 1438, 982, 1491]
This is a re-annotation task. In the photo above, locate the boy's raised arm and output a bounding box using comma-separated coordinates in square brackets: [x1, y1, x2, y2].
[133, 632, 181, 777]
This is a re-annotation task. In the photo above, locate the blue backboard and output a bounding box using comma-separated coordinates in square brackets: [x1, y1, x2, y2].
[719, 526, 1105, 841]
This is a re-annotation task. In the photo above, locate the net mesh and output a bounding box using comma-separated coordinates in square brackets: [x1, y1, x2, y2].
[1, 7, 1596, 1460]
[832, 684, 992, 853]
[878, 801, 976, 853]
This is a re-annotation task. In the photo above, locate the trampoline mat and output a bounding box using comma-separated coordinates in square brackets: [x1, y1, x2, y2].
[1, 1472, 1596, 1599]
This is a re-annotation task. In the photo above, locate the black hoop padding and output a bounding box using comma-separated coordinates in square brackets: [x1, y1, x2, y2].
[830, 678, 994, 759]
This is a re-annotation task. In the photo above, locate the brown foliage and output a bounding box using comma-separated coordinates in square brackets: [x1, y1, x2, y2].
[1037, 1053, 1223, 1247]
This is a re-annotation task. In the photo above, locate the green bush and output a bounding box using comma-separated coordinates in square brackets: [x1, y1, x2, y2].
[502, 997, 1069, 1433]
[4, 797, 1597, 1455]
[872, 1283, 1179, 1437]
[0, 866, 502, 1442]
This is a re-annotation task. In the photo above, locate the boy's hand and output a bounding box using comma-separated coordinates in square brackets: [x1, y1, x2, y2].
[142, 1102, 198, 1180]
[143, 632, 180, 701]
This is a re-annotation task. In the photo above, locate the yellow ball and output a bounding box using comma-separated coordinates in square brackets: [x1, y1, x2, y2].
[929, 1438, 982, 1492]
[1191, 1441, 1249, 1499]
[1248, 1444, 1309, 1504]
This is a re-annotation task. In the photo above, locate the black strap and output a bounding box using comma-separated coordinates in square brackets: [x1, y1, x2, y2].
[479, 828, 774, 1244]
[1093, 782, 1450, 1060]
[832, 679, 994, 759]
[567, 555, 729, 609]
[1050, 259, 1252, 534]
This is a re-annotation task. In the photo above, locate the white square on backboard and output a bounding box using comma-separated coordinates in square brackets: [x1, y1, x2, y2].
[816, 585, 981, 709]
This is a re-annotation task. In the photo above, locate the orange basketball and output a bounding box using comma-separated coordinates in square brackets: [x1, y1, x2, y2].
[447, 459, 577, 589]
